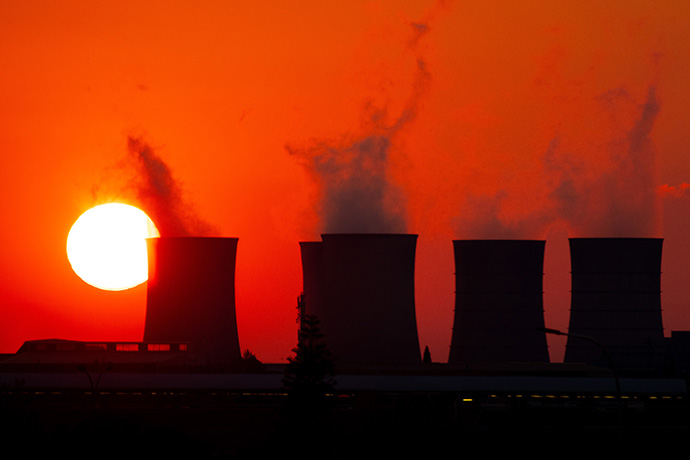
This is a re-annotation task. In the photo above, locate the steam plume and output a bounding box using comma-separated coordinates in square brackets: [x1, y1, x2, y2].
[288, 133, 406, 234]
[457, 85, 661, 239]
[126, 137, 216, 237]
[92, 136, 216, 237]
[556, 86, 661, 237]
[288, 25, 431, 234]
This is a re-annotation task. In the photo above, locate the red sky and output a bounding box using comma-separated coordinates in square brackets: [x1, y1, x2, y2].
[2, 1, 690, 363]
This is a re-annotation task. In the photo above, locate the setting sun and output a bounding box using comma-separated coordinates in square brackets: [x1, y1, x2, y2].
[66, 203, 160, 291]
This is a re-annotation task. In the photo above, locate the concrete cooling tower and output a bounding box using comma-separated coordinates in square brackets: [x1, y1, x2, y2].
[564, 238, 666, 370]
[299, 234, 421, 367]
[299, 241, 326, 325]
[448, 240, 550, 366]
[144, 237, 241, 364]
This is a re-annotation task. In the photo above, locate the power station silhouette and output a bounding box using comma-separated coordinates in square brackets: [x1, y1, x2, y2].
[3, 234, 681, 375]
[299, 235, 668, 372]
[4, 234, 688, 454]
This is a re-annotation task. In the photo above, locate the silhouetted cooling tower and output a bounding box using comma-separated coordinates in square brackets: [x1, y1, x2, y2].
[448, 240, 550, 365]
[564, 238, 666, 369]
[300, 234, 421, 367]
[144, 237, 241, 363]
[298, 241, 326, 321]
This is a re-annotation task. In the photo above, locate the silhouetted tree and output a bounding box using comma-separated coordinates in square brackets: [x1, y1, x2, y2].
[283, 315, 335, 393]
[423, 345, 432, 364]
[240, 349, 264, 372]
[282, 297, 335, 418]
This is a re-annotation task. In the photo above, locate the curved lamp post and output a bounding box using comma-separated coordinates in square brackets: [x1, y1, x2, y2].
[541, 327, 623, 444]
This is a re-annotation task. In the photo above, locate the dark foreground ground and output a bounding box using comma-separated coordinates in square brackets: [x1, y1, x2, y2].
[2, 387, 688, 457]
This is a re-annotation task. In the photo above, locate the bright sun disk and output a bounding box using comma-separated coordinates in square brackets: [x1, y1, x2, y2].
[66, 203, 160, 291]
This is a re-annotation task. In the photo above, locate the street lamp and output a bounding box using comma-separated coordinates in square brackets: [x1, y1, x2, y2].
[541, 327, 621, 395]
[541, 327, 623, 444]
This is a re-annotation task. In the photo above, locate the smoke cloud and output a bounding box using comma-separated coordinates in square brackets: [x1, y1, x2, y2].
[288, 24, 431, 234]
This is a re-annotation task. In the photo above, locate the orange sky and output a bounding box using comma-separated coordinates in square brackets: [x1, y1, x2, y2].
[2, 1, 690, 363]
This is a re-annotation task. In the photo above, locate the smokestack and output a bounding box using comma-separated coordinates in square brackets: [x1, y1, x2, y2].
[448, 240, 550, 365]
[564, 238, 666, 369]
[299, 234, 421, 367]
[144, 237, 241, 363]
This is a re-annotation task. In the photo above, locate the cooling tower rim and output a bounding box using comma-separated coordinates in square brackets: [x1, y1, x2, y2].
[568, 237, 663, 241]
[300, 235, 419, 247]
[320, 233, 418, 240]
[145, 236, 239, 241]
[452, 239, 545, 242]
[321, 232, 417, 236]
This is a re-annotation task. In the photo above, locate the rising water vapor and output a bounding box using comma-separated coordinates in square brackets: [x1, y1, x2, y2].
[126, 137, 216, 237]
[556, 86, 661, 237]
[289, 133, 406, 234]
[457, 85, 662, 239]
[288, 26, 431, 234]
[92, 136, 216, 237]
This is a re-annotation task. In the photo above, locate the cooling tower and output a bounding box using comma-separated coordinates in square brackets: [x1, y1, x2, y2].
[448, 240, 550, 365]
[564, 238, 666, 369]
[299, 234, 421, 367]
[144, 237, 241, 363]
[298, 241, 325, 321]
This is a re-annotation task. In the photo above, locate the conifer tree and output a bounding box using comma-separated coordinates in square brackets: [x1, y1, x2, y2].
[282, 296, 335, 417]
